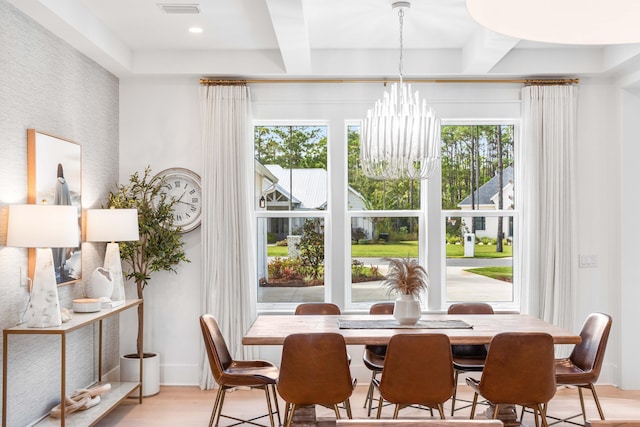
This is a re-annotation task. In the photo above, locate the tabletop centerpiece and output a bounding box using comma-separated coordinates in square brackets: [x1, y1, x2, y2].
[381, 257, 429, 325]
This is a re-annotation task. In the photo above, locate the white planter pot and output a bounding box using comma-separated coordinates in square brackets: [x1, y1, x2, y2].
[393, 294, 421, 325]
[120, 352, 160, 397]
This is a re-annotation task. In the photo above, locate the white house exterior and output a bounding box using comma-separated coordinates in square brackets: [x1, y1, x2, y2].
[457, 166, 514, 240]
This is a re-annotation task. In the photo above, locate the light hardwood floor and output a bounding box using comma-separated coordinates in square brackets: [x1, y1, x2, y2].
[96, 384, 640, 426]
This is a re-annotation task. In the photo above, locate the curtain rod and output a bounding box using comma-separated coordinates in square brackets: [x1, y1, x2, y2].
[200, 77, 579, 86]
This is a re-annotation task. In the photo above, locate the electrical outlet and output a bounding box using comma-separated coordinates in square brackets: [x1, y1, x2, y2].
[579, 254, 598, 268]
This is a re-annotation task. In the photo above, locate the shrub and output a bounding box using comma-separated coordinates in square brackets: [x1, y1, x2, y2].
[351, 227, 366, 242]
[267, 232, 276, 244]
[276, 239, 288, 247]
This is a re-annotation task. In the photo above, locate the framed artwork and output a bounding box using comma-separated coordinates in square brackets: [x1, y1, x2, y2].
[27, 129, 82, 286]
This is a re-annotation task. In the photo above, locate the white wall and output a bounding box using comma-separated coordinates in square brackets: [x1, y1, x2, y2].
[119, 77, 203, 385]
[118, 77, 631, 387]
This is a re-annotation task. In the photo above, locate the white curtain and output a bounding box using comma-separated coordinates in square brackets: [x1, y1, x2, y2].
[519, 85, 578, 334]
[199, 84, 257, 389]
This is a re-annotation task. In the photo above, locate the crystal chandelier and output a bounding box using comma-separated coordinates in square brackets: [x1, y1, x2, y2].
[361, 1, 440, 181]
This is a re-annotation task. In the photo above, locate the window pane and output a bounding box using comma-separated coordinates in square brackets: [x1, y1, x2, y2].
[441, 124, 515, 304]
[350, 216, 419, 303]
[445, 215, 514, 302]
[257, 217, 326, 303]
[255, 125, 328, 210]
[347, 125, 421, 211]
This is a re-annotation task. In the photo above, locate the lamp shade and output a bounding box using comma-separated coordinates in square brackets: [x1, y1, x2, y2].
[86, 208, 139, 242]
[7, 204, 79, 248]
[466, 0, 640, 45]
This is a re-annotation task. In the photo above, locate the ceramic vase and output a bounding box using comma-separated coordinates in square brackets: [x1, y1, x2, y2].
[85, 267, 114, 299]
[393, 294, 421, 325]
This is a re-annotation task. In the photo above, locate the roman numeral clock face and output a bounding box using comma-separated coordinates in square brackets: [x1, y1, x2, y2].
[153, 168, 202, 233]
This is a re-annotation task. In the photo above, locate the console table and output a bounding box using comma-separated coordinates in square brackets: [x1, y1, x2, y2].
[2, 299, 143, 427]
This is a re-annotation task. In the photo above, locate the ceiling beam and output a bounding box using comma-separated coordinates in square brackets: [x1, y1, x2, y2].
[462, 28, 520, 74]
[265, 0, 312, 75]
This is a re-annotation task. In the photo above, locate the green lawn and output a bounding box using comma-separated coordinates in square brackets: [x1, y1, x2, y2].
[465, 266, 513, 282]
[267, 241, 512, 258]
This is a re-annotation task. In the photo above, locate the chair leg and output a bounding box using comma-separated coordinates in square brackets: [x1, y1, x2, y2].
[263, 385, 275, 427]
[209, 386, 224, 427]
[451, 370, 459, 416]
[588, 384, 606, 420]
[364, 370, 377, 410]
[334, 404, 341, 419]
[470, 392, 479, 419]
[284, 403, 296, 427]
[270, 384, 282, 427]
[376, 395, 384, 419]
[393, 404, 400, 419]
[492, 403, 500, 419]
[578, 386, 588, 422]
[437, 403, 446, 419]
[214, 387, 227, 426]
[345, 398, 353, 419]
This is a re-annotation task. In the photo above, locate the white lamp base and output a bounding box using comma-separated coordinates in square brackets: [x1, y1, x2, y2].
[104, 242, 126, 306]
[26, 248, 62, 328]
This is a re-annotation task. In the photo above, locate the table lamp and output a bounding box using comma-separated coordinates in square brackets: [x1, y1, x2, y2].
[86, 208, 139, 308]
[6, 204, 79, 328]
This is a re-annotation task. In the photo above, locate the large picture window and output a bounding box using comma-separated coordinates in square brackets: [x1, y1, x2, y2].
[254, 121, 518, 311]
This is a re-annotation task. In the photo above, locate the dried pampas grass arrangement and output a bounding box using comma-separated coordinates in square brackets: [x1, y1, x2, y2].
[381, 257, 429, 299]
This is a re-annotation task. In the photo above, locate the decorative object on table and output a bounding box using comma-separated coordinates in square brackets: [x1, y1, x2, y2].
[360, 2, 440, 181]
[49, 383, 111, 418]
[106, 166, 190, 396]
[27, 129, 82, 286]
[60, 308, 72, 323]
[85, 267, 115, 299]
[381, 257, 429, 325]
[72, 298, 102, 313]
[152, 167, 202, 233]
[6, 204, 79, 328]
[86, 208, 139, 307]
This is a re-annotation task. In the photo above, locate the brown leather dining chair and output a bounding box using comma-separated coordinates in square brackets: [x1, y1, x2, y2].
[199, 314, 280, 427]
[448, 302, 494, 416]
[550, 312, 613, 424]
[362, 302, 395, 416]
[294, 302, 342, 315]
[277, 332, 356, 427]
[374, 333, 455, 420]
[466, 332, 556, 426]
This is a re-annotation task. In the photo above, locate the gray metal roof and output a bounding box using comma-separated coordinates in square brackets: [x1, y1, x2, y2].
[458, 166, 514, 207]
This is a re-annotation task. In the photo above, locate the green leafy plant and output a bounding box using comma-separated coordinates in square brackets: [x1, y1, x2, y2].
[381, 257, 429, 299]
[106, 166, 190, 355]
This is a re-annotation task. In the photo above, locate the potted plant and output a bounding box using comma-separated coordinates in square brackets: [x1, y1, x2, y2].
[381, 257, 429, 325]
[106, 166, 189, 396]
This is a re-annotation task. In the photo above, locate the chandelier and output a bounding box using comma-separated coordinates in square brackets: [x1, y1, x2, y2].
[361, 1, 440, 181]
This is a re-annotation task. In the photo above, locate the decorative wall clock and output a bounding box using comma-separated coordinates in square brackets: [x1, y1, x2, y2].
[153, 167, 202, 233]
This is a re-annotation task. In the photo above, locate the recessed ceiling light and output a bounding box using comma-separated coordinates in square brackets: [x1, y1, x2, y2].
[189, 27, 203, 34]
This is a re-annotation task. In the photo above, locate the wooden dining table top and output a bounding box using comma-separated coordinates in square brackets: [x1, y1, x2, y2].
[242, 313, 582, 346]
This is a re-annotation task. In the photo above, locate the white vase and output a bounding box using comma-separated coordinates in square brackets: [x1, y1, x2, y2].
[121, 352, 160, 397]
[85, 267, 114, 299]
[393, 294, 422, 325]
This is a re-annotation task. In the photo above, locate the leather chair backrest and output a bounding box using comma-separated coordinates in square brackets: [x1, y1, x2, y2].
[295, 303, 341, 315]
[480, 332, 556, 405]
[448, 303, 494, 357]
[200, 314, 233, 382]
[448, 303, 494, 315]
[366, 302, 396, 355]
[379, 334, 455, 405]
[570, 312, 612, 378]
[278, 333, 353, 406]
[370, 302, 395, 315]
